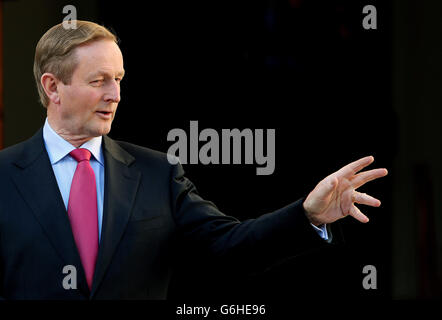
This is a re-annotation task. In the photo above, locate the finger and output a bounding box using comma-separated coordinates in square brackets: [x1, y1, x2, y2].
[353, 191, 381, 207]
[348, 205, 369, 223]
[352, 168, 388, 189]
[337, 156, 374, 177]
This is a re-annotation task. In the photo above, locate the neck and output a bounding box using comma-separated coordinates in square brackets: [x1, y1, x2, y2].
[57, 133, 92, 148]
[47, 114, 93, 148]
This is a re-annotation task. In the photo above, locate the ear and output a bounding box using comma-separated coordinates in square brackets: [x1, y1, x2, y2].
[41, 73, 61, 105]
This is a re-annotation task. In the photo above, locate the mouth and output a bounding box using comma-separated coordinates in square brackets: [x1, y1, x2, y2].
[95, 110, 113, 120]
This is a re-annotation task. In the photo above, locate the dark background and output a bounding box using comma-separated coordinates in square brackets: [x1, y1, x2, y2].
[99, 0, 394, 301]
[2, 0, 442, 300]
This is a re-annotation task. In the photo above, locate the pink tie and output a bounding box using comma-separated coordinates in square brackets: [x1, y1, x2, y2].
[68, 148, 98, 290]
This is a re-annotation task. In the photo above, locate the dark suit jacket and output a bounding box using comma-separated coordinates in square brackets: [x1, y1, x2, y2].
[0, 128, 333, 300]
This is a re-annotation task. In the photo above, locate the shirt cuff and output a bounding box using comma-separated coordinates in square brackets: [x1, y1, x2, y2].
[310, 223, 329, 241]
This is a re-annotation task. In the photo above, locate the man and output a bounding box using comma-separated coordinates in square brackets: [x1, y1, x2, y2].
[0, 21, 387, 300]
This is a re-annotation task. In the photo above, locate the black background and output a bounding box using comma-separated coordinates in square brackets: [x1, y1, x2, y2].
[95, 0, 394, 301]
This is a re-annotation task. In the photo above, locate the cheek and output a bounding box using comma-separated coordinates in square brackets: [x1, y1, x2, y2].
[77, 87, 102, 104]
[64, 87, 103, 112]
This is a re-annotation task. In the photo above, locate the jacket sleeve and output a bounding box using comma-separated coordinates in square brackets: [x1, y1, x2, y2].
[169, 163, 338, 274]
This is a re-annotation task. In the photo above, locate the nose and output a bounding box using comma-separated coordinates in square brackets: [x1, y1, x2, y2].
[104, 80, 121, 103]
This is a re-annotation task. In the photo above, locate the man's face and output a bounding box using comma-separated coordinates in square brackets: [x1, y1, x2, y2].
[54, 39, 125, 140]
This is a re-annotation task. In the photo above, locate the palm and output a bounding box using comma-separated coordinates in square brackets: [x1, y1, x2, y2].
[303, 156, 388, 226]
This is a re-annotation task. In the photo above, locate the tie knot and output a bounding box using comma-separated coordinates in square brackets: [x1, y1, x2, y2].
[70, 148, 92, 162]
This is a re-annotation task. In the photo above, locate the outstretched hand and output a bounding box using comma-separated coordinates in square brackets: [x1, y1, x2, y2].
[303, 156, 388, 226]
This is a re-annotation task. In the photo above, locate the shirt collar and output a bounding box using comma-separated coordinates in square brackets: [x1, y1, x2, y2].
[43, 118, 104, 166]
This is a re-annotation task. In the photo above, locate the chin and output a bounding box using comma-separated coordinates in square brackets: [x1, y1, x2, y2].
[92, 124, 112, 137]
[100, 126, 112, 136]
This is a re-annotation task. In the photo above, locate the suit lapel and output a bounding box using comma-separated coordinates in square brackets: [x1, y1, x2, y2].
[10, 128, 90, 296]
[90, 136, 141, 298]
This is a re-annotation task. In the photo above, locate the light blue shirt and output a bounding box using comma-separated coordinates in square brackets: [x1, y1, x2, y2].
[311, 223, 328, 241]
[43, 118, 105, 242]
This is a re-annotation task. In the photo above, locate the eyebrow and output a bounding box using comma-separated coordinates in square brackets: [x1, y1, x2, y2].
[88, 69, 125, 79]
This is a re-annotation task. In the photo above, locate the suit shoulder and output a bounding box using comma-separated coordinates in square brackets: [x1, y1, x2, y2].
[112, 140, 173, 169]
[0, 139, 27, 166]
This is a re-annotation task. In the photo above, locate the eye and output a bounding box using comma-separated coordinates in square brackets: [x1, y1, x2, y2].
[91, 79, 104, 85]
[115, 77, 122, 84]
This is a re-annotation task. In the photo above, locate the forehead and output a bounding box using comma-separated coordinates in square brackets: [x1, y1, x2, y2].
[73, 39, 124, 76]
